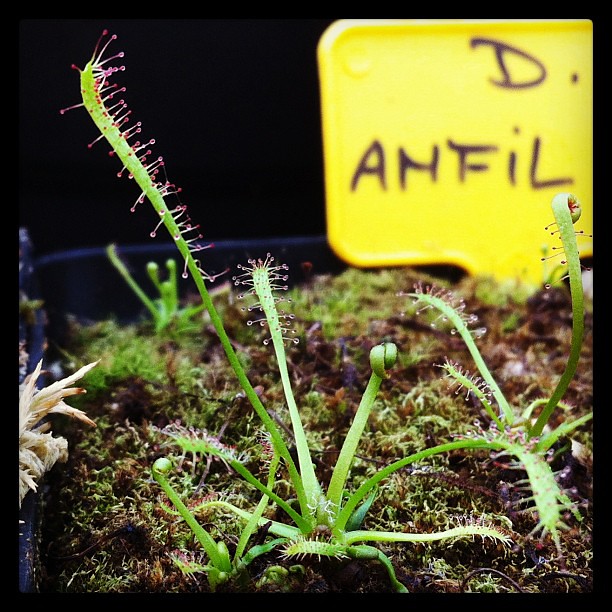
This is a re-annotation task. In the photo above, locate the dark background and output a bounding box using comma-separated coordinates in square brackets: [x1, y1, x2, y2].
[19, 19, 338, 257]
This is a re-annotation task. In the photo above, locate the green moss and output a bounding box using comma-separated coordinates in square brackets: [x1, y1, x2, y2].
[289, 268, 406, 340]
[470, 275, 533, 307]
[39, 266, 593, 593]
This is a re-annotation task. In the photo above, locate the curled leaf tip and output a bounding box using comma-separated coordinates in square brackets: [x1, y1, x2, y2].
[553, 192, 582, 224]
[370, 342, 398, 378]
[152, 457, 173, 476]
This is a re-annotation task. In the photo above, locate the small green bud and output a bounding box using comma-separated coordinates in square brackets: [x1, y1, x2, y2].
[147, 261, 160, 281]
[216, 540, 232, 573]
[370, 342, 398, 378]
[553, 192, 582, 224]
[152, 457, 173, 475]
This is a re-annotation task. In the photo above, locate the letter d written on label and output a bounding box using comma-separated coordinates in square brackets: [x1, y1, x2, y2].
[470, 37, 546, 89]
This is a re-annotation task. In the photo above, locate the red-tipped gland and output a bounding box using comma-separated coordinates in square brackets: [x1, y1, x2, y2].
[567, 194, 582, 224]
[64, 30, 218, 290]
[552, 193, 582, 224]
[59, 100, 85, 115]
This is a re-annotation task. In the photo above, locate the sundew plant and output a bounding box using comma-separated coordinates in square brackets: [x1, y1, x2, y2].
[61, 31, 589, 592]
[399, 192, 592, 557]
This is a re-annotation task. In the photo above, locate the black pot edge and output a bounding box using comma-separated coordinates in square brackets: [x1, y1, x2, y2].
[32, 235, 349, 346]
[19, 229, 47, 594]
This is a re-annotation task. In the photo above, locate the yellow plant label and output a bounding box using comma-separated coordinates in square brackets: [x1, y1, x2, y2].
[318, 19, 592, 283]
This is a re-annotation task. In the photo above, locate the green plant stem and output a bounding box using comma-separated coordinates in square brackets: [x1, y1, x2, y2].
[227, 459, 311, 532]
[408, 292, 514, 425]
[326, 371, 383, 514]
[537, 409, 593, 452]
[328, 343, 397, 519]
[335, 439, 497, 532]
[233, 452, 280, 561]
[200, 500, 301, 539]
[106, 244, 159, 321]
[151, 458, 230, 571]
[273, 336, 323, 513]
[530, 194, 585, 439]
[234, 453, 280, 563]
[251, 263, 322, 518]
[80, 60, 308, 516]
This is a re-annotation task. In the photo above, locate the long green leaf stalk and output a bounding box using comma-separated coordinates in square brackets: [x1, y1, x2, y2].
[65, 29, 307, 513]
[530, 193, 587, 438]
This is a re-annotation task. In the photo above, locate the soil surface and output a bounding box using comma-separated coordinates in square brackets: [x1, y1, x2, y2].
[34, 265, 593, 593]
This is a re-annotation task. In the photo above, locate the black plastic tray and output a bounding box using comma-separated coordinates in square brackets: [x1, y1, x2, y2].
[19, 229, 47, 594]
[33, 235, 346, 343]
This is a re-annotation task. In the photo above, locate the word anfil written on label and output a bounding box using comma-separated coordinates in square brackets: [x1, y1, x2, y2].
[318, 20, 592, 279]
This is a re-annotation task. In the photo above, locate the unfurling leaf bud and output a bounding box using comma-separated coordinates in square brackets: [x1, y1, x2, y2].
[370, 342, 398, 378]
[552, 192, 582, 224]
[152, 457, 173, 476]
